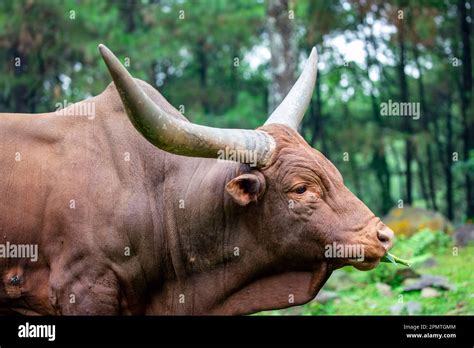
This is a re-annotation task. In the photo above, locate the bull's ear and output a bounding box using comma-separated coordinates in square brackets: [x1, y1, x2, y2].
[226, 172, 266, 206]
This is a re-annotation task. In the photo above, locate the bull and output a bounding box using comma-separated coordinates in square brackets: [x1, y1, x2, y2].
[0, 44, 394, 315]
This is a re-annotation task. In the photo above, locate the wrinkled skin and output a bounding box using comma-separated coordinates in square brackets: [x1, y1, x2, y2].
[0, 80, 393, 315]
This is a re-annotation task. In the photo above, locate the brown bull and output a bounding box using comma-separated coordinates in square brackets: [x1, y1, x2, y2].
[0, 45, 393, 315]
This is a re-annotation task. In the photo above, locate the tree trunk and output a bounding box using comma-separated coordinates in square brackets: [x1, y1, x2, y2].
[426, 146, 438, 210]
[119, 0, 136, 33]
[389, 142, 405, 200]
[267, 0, 296, 113]
[457, 0, 474, 219]
[397, 18, 413, 205]
[415, 150, 430, 208]
[310, 69, 325, 149]
[359, 20, 393, 214]
[195, 40, 210, 113]
[413, 46, 438, 210]
[342, 102, 363, 198]
[446, 99, 454, 220]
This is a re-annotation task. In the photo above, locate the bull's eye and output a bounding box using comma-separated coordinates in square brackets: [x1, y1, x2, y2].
[294, 186, 307, 194]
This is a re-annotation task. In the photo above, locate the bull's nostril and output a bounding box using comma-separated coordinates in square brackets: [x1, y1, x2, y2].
[377, 230, 389, 242]
[377, 227, 394, 249]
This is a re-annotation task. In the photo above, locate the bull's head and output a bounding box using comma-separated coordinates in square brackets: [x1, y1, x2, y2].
[99, 44, 393, 280]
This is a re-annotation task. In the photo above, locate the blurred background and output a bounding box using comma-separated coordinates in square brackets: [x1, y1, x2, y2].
[0, 0, 472, 314]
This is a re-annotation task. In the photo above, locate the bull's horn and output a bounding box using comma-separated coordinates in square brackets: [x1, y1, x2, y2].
[264, 47, 318, 130]
[98, 44, 275, 167]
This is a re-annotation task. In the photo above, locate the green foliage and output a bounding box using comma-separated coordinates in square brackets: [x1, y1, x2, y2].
[366, 229, 451, 285]
[398, 229, 452, 257]
[195, 91, 267, 129]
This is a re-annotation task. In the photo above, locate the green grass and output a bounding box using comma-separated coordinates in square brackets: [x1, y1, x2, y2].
[260, 236, 474, 316]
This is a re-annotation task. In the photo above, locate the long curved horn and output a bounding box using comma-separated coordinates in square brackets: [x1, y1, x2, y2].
[98, 44, 275, 167]
[264, 47, 318, 130]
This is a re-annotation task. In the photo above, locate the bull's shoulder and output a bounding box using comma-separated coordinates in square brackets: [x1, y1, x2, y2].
[0, 93, 104, 146]
[0, 112, 66, 147]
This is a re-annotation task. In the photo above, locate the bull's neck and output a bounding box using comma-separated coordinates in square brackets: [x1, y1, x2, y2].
[99, 113, 279, 314]
[159, 156, 273, 313]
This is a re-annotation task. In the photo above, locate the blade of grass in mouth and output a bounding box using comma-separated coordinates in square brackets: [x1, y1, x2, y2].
[380, 252, 411, 267]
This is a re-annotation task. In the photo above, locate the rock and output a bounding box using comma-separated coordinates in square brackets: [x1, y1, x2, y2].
[402, 278, 418, 287]
[314, 290, 339, 304]
[389, 303, 404, 315]
[390, 302, 423, 315]
[421, 287, 440, 298]
[453, 224, 474, 247]
[406, 301, 422, 315]
[403, 275, 455, 291]
[420, 258, 438, 268]
[383, 206, 453, 236]
[387, 268, 420, 283]
[376, 283, 393, 297]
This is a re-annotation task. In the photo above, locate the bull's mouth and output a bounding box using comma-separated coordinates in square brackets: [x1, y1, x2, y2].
[348, 243, 391, 270]
[326, 246, 387, 271]
[349, 257, 382, 271]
